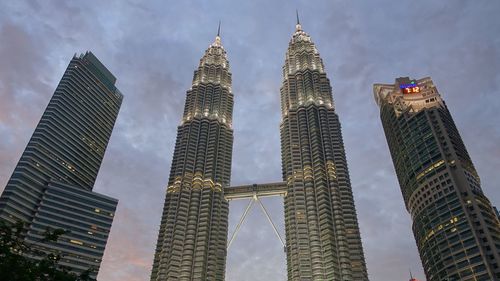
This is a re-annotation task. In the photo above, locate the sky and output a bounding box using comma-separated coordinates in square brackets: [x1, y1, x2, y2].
[0, 0, 499, 280]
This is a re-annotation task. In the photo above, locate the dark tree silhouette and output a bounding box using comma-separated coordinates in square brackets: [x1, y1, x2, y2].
[0, 221, 94, 281]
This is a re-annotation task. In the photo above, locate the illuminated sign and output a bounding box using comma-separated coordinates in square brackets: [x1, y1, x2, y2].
[400, 81, 420, 94]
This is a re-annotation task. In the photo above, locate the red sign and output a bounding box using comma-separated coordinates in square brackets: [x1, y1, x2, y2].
[402, 86, 420, 94]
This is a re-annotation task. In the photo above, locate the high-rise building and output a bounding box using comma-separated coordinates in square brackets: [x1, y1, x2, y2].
[0, 51, 122, 278]
[279, 19, 368, 280]
[150, 19, 371, 281]
[150, 30, 232, 280]
[374, 77, 500, 281]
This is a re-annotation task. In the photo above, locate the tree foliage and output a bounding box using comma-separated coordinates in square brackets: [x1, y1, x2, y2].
[0, 221, 94, 281]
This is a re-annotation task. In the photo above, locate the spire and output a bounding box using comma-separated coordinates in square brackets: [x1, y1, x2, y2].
[212, 20, 222, 47]
[409, 269, 418, 281]
[295, 10, 302, 31]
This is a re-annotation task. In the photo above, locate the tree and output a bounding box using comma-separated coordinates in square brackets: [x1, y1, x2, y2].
[0, 221, 94, 281]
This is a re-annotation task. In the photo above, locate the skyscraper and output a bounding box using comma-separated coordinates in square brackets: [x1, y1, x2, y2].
[150, 30, 232, 280]
[374, 77, 500, 281]
[280, 18, 368, 280]
[0, 52, 122, 278]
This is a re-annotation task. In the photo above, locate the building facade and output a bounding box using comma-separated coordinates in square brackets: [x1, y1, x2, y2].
[0, 52, 122, 278]
[280, 21, 369, 280]
[374, 77, 500, 281]
[29, 181, 118, 276]
[150, 33, 233, 280]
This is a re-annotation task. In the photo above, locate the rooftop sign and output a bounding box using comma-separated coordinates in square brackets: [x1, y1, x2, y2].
[400, 81, 420, 94]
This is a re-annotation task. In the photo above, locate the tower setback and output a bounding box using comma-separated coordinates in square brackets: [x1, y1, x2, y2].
[150, 33, 233, 281]
[280, 21, 369, 281]
[374, 77, 500, 281]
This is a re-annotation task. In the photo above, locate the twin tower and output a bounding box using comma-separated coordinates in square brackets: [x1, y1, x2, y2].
[150, 20, 369, 281]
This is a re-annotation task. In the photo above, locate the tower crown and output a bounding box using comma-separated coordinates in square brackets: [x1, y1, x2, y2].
[192, 33, 231, 87]
[280, 18, 333, 116]
[199, 36, 228, 69]
[283, 24, 324, 79]
[184, 29, 233, 126]
[374, 77, 444, 117]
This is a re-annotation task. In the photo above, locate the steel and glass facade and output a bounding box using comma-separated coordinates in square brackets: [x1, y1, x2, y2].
[0, 51, 122, 278]
[375, 77, 500, 281]
[280, 22, 368, 281]
[150, 34, 233, 281]
[27, 181, 117, 278]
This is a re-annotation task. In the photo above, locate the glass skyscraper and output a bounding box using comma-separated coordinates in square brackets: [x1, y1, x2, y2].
[374, 77, 500, 281]
[0, 51, 122, 278]
[280, 20, 368, 281]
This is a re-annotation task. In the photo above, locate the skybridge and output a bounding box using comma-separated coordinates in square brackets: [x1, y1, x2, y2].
[224, 182, 287, 250]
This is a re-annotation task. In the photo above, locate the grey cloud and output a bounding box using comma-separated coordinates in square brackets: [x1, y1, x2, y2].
[1, 1, 499, 281]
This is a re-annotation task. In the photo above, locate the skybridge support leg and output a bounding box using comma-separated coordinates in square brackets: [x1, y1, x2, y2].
[226, 193, 286, 251]
[227, 198, 254, 250]
[256, 196, 285, 248]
